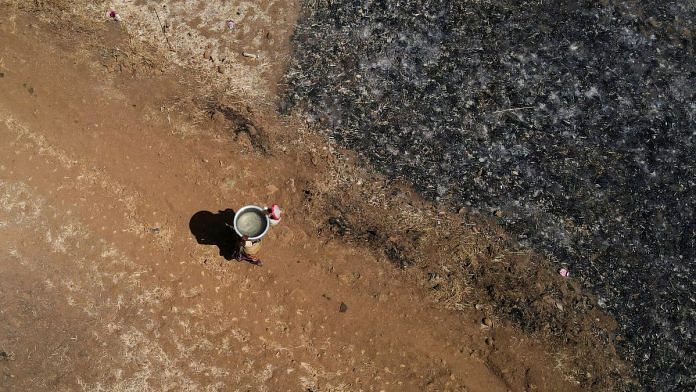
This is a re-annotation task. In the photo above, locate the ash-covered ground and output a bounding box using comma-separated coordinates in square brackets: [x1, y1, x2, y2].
[284, 0, 695, 389]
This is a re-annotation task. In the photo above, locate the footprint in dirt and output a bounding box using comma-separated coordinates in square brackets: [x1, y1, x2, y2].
[22, 82, 35, 96]
[189, 208, 241, 260]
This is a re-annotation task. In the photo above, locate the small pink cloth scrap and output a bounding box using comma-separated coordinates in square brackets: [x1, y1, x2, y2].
[107, 10, 122, 22]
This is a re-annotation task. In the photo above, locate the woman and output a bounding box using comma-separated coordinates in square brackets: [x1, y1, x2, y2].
[236, 204, 282, 266]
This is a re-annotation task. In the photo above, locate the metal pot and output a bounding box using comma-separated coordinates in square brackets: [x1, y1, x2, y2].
[233, 205, 270, 241]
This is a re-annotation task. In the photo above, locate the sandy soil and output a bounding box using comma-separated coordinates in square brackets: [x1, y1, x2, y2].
[0, 4, 627, 392]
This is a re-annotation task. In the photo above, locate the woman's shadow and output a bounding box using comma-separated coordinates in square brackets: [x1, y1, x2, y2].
[189, 208, 242, 260]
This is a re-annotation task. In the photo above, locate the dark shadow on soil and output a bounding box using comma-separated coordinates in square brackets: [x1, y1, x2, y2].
[189, 209, 241, 260]
[204, 100, 270, 154]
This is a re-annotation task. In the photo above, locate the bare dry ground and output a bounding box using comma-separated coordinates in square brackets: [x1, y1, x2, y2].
[0, 2, 629, 391]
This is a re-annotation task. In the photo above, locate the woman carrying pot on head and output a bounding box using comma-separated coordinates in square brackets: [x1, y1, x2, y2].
[236, 204, 282, 266]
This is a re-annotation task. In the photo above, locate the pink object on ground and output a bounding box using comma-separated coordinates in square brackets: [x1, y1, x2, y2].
[226, 20, 236, 30]
[107, 10, 121, 21]
[559, 268, 569, 277]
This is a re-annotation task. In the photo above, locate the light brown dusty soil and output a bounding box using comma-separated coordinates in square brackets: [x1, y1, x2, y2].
[0, 3, 628, 392]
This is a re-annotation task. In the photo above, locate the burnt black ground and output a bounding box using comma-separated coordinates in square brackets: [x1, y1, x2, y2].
[284, 0, 695, 390]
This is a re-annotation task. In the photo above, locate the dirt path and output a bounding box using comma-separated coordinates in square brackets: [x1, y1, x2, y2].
[0, 10, 595, 392]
